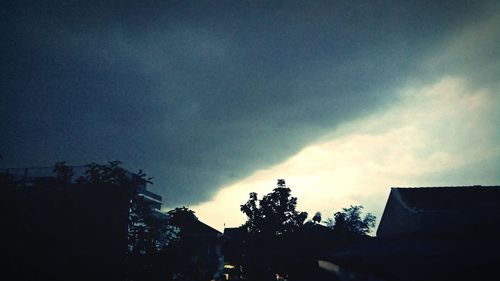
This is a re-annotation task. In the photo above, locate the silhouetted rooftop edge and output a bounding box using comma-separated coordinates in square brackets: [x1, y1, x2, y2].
[378, 185, 500, 237]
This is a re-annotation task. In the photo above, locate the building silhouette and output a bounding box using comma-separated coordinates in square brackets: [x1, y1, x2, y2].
[0, 165, 162, 281]
[321, 186, 500, 281]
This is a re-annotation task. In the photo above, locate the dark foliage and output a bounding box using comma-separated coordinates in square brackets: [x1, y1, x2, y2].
[0, 161, 182, 281]
[326, 205, 376, 235]
[168, 206, 198, 226]
[312, 211, 322, 224]
[236, 180, 379, 281]
[241, 179, 308, 235]
[239, 179, 311, 281]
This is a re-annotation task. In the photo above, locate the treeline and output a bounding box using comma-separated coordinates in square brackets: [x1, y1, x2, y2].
[0, 162, 217, 281]
[233, 179, 376, 281]
[1, 163, 376, 281]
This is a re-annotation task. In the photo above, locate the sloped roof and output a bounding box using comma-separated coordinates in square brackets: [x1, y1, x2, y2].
[394, 185, 500, 211]
[327, 186, 500, 280]
[177, 218, 221, 236]
[377, 185, 500, 237]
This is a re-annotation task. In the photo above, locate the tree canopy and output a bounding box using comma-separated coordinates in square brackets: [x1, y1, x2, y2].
[240, 179, 308, 235]
[326, 205, 376, 235]
[312, 211, 322, 224]
[167, 206, 198, 226]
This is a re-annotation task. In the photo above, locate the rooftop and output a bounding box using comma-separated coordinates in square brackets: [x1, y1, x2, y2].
[393, 185, 500, 211]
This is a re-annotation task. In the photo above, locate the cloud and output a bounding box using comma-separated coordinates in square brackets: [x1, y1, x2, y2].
[191, 3, 500, 229]
[192, 76, 500, 231]
[421, 1, 500, 88]
[1, 1, 498, 208]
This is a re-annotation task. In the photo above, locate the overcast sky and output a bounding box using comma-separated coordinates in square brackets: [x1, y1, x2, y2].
[1, 1, 499, 231]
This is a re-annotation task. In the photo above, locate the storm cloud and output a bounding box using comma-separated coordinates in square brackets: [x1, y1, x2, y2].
[1, 0, 496, 205]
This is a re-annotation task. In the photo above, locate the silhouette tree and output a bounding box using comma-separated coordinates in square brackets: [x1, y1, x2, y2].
[167, 206, 198, 226]
[241, 179, 308, 235]
[240, 179, 308, 281]
[53, 161, 74, 184]
[2, 161, 171, 281]
[326, 205, 376, 235]
[128, 195, 176, 255]
[73, 161, 179, 281]
[75, 161, 152, 187]
[312, 211, 322, 224]
[67, 161, 165, 256]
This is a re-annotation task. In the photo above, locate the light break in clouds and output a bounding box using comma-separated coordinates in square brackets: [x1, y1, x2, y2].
[192, 76, 500, 232]
[191, 5, 500, 231]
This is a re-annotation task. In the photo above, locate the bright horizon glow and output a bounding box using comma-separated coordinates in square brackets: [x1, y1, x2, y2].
[189, 76, 500, 232]
[189, 12, 500, 232]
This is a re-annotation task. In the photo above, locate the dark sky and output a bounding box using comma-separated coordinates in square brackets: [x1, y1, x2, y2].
[1, 0, 496, 206]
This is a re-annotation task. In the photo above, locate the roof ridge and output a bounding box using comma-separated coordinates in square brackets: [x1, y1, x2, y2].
[392, 185, 500, 189]
[195, 219, 222, 235]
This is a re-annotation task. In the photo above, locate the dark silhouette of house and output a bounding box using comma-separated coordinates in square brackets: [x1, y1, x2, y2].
[0, 165, 162, 281]
[377, 186, 500, 237]
[171, 215, 224, 281]
[137, 185, 164, 213]
[320, 186, 500, 281]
